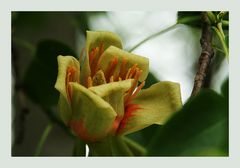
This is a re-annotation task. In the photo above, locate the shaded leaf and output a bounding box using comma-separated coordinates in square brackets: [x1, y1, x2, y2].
[143, 72, 159, 89]
[221, 77, 229, 99]
[178, 11, 228, 31]
[123, 136, 146, 156]
[127, 124, 160, 147]
[23, 40, 76, 107]
[177, 12, 202, 28]
[147, 89, 228, 156]
[110, 136, 133, 156]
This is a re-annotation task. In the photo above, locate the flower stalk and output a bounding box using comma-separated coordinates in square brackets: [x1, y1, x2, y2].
[34, 123, 53, 156]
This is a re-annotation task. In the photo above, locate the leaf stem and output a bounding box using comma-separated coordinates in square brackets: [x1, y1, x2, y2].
[212, 44, 225, 54]
[212, 26, 229, 59]
[206, 11, 216, 24]
[128, 23, 178, 52]
[34, 123, 53, 156]
[222, 20, 229, 26]
[123, 136, 146, 156]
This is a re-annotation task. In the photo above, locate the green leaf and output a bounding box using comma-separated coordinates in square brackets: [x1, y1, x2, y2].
[147, 89, 228, 156]
[23, 40, 76, 107]
[177, 12, 202, 27]
[225, 35, 229, 48]
[178, 11, 229, 31]
[221, 77, 229, 99]
[126, 124, 160, 148]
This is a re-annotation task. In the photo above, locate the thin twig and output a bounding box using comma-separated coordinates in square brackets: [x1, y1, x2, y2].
[34, 123, 53, 156]
[128, 24, 178, 52]
[191, 12, 214, 97]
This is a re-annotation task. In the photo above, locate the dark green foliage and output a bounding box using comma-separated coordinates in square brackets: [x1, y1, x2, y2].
[177, 12, 202, 27]
[178, 11, 229, 30]
[147, 79, 228, 156]
[143, 72, 159, 89]
[23, 40, 76, 107]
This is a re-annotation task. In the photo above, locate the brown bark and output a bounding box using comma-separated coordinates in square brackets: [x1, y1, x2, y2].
[191, 12, 214, 97]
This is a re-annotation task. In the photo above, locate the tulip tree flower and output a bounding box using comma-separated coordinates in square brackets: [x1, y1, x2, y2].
[55, 31, 182, 155]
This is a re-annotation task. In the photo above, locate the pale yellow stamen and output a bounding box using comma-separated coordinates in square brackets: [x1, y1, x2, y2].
[124, 69, 142, 103]
[110, 75, 114, 83]
[131, 81, 145, 99]
[92, 70, 106, 86]
[125, 68, 132, 79]
[87, 76, 93, 88]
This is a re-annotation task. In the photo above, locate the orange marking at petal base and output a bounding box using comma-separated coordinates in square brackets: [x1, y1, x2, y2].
[116, 103, 142, 135]
[68, 120, 98, 142]
[111, 116, 123, 133]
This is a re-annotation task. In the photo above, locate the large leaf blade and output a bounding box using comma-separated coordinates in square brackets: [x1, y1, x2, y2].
[147, 88, 228, 156]
[23, 40, 76, 106]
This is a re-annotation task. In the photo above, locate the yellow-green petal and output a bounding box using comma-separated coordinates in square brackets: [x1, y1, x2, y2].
[54, 55, 80, 100]
[57, 94, 72, 124]
[99, 46, 149, 82]
[54, 55, 80, 124]
[81, 31, 123, 86]
[69, 82, 117, 142]
[118, 81, 182, 135]
[89, 79, 133, 118]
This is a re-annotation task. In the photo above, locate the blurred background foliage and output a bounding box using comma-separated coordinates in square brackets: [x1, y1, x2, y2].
[11, 11, 228, 156]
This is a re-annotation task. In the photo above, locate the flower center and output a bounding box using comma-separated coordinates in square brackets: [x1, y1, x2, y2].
[87, 45, 145, 88]
[86, 45, 146, 135]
